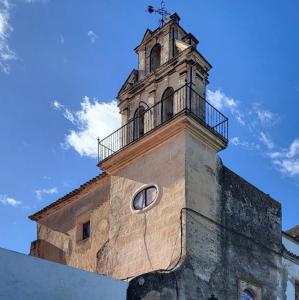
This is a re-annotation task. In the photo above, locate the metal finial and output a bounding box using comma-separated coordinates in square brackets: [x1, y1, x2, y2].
[147, 0, 171, 27]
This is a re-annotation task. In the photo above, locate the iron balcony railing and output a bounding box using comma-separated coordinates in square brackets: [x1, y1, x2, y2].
[98, 84, 228, 162]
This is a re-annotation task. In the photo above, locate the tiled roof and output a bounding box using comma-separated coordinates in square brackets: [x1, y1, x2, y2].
[29, 173, 107, 221]
[282, 244, 299, 261]
[286, 225, 299, 239]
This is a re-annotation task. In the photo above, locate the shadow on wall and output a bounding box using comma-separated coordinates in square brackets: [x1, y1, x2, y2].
[30, 239, 66, 264]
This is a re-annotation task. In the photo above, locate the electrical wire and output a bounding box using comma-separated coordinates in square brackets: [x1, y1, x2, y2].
[123, 206, 283, 299]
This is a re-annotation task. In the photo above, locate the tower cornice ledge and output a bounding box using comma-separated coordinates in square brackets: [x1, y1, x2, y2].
[99, 113, 227, 174]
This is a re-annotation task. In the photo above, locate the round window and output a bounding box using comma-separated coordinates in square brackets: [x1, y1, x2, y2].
[132, 185, 158, 211]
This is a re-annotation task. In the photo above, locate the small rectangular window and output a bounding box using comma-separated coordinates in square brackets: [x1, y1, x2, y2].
[82, 221, 90, 240]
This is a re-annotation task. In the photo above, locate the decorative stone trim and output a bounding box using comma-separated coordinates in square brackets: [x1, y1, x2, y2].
[238, 279, 262, 300]
[130, 184, 161, 214]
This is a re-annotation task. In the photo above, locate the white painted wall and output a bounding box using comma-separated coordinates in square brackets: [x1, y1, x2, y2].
[283, 235, 299, 300]
[284, 236, 299, 257]
[0, 247, 127, 300]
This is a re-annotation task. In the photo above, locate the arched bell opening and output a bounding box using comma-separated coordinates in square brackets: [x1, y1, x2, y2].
[161, 87, 174, 123]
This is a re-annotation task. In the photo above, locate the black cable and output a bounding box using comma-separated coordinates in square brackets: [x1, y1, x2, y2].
[171, 270, 180, 300]
[122, 205, 282, 300]
[182, 207, 282, 256]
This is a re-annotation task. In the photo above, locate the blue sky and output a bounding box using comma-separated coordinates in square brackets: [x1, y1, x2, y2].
[1, 0, 299, 254]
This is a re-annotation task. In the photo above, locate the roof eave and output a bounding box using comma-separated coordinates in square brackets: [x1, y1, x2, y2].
[28, 173, 108, 221]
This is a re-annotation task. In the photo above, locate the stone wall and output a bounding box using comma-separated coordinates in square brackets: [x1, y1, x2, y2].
[31, 127, 283, 299]
[216, 166, 282, 300]
[34, 176, 111, 272]
[127, 163, 283, 300]
[97, 132, 186, 279]
[33, 131, 186, 280]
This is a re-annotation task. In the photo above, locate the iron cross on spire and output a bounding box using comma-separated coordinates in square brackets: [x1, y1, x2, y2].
[148, 0, 171, 27]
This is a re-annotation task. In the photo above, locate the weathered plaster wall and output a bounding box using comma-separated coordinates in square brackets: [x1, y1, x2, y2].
[184, 132, 223, 298]
[127, 162, 283, 300]
[33, 176, 111, 272]
[97, 132, 186, 279]
[213, 166, 282, 300]
[32, 131, 187, 280]
[186, 133, 220, 221]
[282, 257, 298, 300]
[282, 236, 299, 300]
[283, 236, 299, 256]
[31, 128, 283, 300]
[127, 270, 180, 300]
[0, 247, 127, 300]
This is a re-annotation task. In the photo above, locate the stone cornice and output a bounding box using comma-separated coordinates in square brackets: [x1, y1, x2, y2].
[118, 48, 211, 109]
[99, 113, 226, 175]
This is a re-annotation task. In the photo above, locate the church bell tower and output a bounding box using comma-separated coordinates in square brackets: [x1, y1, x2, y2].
[97, 11, 228, 296]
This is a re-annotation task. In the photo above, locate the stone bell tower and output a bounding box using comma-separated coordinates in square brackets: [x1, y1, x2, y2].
[97, 12, 228, 297]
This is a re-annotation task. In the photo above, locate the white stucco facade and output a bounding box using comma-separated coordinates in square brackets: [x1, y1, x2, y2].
[283, 234, 299, 300]
[0, 247, 127, 300]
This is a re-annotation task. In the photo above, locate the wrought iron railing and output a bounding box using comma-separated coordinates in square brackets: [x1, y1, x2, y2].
[98, 84, 228, 162]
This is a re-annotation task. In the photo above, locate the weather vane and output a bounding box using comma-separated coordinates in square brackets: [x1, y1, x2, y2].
[148, 0, 171, 27]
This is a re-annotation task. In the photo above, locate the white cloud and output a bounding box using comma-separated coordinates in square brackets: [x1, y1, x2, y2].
[53, 100, 63, 110]
[63, 109, 75, 124]
[268, 139, 299, 177]
[268, 151, 284, 159]
[230, 136, 260, 150]
[207, 89, 236, 110]
[87, 30, 97, 44]
[52, 100, 75, 123]
[60, 34, 64, 45]
[273, 159, 299, 177]
[0, 0, 17, 74]
[286, 139, 299, 158]
[231, 136, 244, 146]
[35, 187, 58, 200]
[54, 97, 120, 158]
[207, 89, 299, 182]
[207, 89, 245, 125]
[269, 139, 299, 160]
[248, 103, 279, 129]
[230, 136, 239, 146]
[253, 104, 279, 128]
[207, 90, 279, 130]
[256, 109, 276, 125]
[235, 112, 245, 126]
[0, 195, 21, 207]
[23, 0, 48, 3]
[258, 132, 274, 150]
[0, 0, 51, 73]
